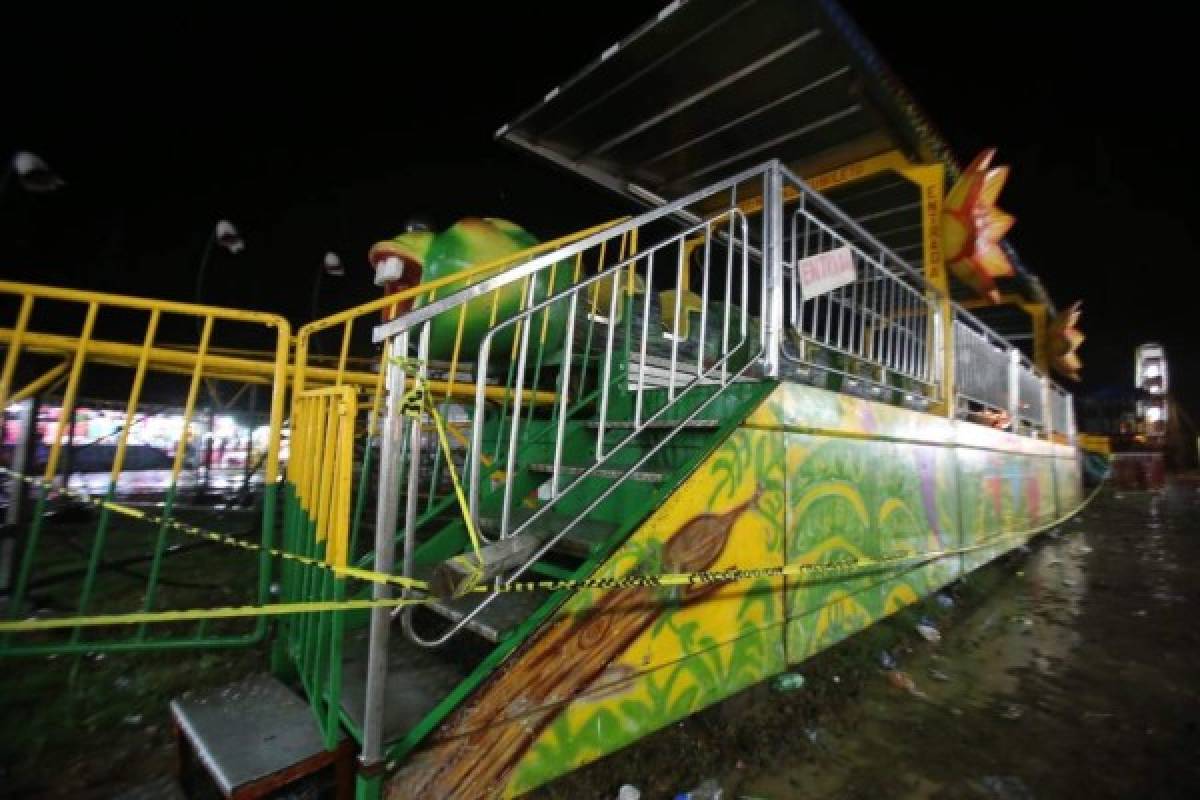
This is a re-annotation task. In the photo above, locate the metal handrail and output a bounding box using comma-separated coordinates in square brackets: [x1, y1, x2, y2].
[776, 168, 939, 401]
[380, 166, 763, 648]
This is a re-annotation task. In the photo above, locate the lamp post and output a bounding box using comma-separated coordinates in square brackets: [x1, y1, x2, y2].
[309, 252, 344, 354]
[0, 151, 65, 197]
[194, 219, 245, 308]
[311, 250, 344, 321]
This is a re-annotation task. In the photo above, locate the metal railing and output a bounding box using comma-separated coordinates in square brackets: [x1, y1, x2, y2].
[952, 304, 1076, 439]
[359, 162, 773, 765]
[0, 281, 290, 656]
[1016, 353, 1045, 427]
[778, 167, 939, 402]
[1050, 386, 1072, 434]
[280, 386, 358, 748]
[954, 313, 1011, 411]
[373, 166, 766, 647]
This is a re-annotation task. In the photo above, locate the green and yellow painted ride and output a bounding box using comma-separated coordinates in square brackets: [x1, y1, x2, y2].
[1, 2, 1089, 798]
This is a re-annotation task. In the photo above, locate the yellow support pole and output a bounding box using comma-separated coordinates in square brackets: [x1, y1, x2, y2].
[8, 358, 69, 405]
[42, 303, 98, 483]
[109, 310, 160, 480]
[898, 162, 953, 417]
[0, 295, 34, 409]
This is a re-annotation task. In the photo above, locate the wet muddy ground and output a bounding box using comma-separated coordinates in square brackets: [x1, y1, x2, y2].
[535, 479, 1200, 799]
[4, 481, 1199, 798]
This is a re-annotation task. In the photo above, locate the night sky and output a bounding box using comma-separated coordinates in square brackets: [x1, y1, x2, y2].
[2, 3, 1195, 413]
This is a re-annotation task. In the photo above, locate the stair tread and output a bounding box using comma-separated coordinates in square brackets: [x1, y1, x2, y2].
[339, 629, 474, 744]
[478, 509, 617, 558]
[424, 587, 549, 644]
[170, 673, 338, 795]
[528, 463, 665, 482]
[585, 418, 720, 430]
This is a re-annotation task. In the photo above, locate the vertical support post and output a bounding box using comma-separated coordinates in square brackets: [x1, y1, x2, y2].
[1030, 304, 1049, 374]
[761, 161, 784, 378]
[1007, 348, 1020, 433]
[361, 353, 405, 771]
[1065, 391, 1077, 445]
[899, 163, 953, 417]
[60, 406, 77, 493]
[1041, 376, 1052, 438]
[1, 398, 37, 592]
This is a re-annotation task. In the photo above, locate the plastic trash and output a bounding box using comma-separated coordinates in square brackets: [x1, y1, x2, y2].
[885, 669, 928, 699]
[674, 778, 723, 800]
[772, 672, 806, 692]
[879, 649, 897, 670]
[1000, 703, 1024, 720]
[935, 592, 955, 609]
[916, 619, 941, 643]
[617, 785, 642, 800]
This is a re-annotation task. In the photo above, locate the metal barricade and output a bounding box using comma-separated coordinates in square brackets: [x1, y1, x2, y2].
[0, 281, 289, 656]
[279, 386, 357, 748]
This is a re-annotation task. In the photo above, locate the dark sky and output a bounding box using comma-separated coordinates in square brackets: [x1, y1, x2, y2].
[2, 2, 1195, 411]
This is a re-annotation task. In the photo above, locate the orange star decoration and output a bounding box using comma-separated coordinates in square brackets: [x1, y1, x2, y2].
[943, 149, 1016, 302]
[1047, 300, 1084, 381]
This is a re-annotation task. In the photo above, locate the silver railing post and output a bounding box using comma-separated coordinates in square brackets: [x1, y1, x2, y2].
[1041, 376, 1052, 437]
[1007, 348, 1020, 433]
[934, 306, 948, 413]
[1066, 391, 1077, 445]
[1, 397, 37, 592]
[761, 161, 784, 377]
[361, 353, 406, 770]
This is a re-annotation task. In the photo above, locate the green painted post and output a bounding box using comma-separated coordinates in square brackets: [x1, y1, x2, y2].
[355, 771, 383, 800]
[136, 485, 180, 641]
[6, 488, 49, 621]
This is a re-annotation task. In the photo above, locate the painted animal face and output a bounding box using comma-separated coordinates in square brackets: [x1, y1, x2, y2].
[368, 230, 434, 319]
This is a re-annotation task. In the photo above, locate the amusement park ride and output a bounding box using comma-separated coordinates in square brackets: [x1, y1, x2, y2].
[1, 1, 1092, 798]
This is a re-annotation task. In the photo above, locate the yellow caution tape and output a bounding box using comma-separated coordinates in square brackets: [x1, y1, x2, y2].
[393, 355, 485, 560]
[0, 479, 1104, 634]
[0, 597, 430, 633]
[0, 466, 429, 593]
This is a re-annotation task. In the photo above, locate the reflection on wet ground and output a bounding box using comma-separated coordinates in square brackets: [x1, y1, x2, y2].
[536, 480, 1200, 799]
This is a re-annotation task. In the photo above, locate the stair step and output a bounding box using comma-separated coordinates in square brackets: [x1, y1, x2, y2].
[528, 463, 666, 483]
[585, 418, 719, 430]
[424, 588, 549, 644]
[339, 628, 476, 744]
[170, 674, 342, 797]
[478, 510, 618, 558]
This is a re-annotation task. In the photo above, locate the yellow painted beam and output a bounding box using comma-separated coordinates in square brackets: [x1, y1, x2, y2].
[803, 149, 915, 193]
[8, 358, 69, 405]
[0, 328, 554, 405]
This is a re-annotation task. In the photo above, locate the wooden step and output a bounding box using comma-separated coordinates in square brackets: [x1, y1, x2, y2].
[477, 509, 618, 558]
[528, 463, 666, 483]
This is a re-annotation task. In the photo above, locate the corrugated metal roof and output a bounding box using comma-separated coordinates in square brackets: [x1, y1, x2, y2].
[496, 0, 1055, 326]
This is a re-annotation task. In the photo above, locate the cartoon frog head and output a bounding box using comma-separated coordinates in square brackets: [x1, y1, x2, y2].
[367, 219, 435, 319]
